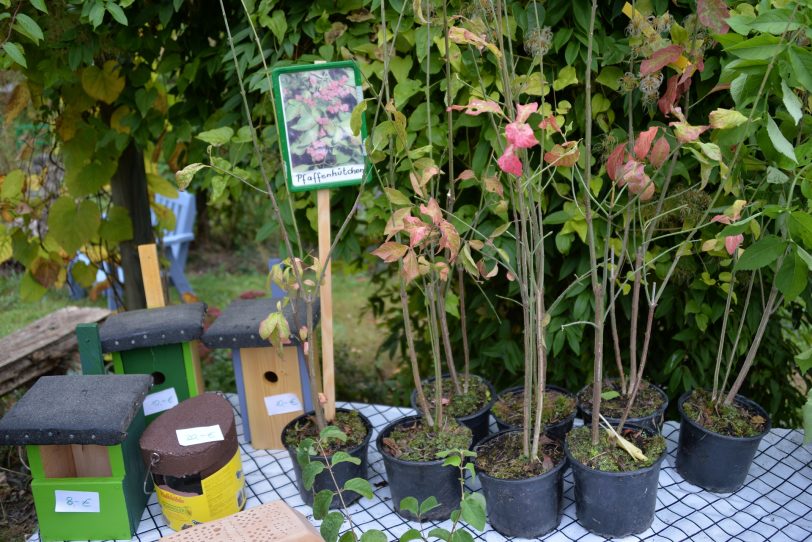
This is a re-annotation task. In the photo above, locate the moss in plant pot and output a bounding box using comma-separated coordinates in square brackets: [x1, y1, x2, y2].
[566, 426, 666, 472]
[283, 410, 369, 455]
[421, 376, 491, 418]
[492, 389, 575, 428]
[682, 389, 767, 437]
[475, 431, 565, 479]
[381, 418, 472, 462]
[578, 379, 665, 419]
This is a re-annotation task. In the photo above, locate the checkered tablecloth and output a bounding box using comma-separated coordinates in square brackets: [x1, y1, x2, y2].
[28, 394, 812, 542]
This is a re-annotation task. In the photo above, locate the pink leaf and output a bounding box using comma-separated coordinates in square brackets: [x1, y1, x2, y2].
[419, 198, 443, 225]
[439, 220, 461, 262]
[447, 98, 503, 116]
[505, 122, 538, 148]
[402, 249, 419, 283]
[697, 0, 730, 34]
[725, 234, 743, 255]
[669, 121, 710, 143]
[634, 126, 659, 161]
[516, 102, 538, 123]
[648, 137, 670, 168]
[658, 75, 691, 117]
[640, 45, 684, 76]
[607, 144, 627, 182]
[497, 145, 523, 176]
[711, 214, 732, 225]
[538, 115, 562, 134]
[371, 242, 408, 263]
[456, 169, 475, 181]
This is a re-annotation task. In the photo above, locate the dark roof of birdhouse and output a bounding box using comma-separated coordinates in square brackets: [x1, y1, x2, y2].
[99, 302, 207, 353]
[140, 392, 237, 478]
[0, 374, 152, 446]
[201, 296, 318, 349]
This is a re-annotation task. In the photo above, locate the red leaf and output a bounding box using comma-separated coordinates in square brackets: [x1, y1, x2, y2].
[372, 242, 408, 263]
[419, 198, 443, 225]
[634, 127, 659, 161]
[402, 249, 419, 283]
[657, 75, 691, 117]
[640, 45, 684, 76]
[606, 144, 627, 182]
[697, 0, 730, 34]
[649, 137, 670, 168]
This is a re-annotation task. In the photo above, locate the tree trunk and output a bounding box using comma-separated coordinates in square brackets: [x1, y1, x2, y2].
[110, 141, 153, 310]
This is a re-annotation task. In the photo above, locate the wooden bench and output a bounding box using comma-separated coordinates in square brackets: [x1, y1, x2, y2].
[0, 306, 110, 395]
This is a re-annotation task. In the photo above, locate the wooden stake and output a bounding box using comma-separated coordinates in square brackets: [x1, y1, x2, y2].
[317, 189, 336, 421]
[138, 244, 166, 308]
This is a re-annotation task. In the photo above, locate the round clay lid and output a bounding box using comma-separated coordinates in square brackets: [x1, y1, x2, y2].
[140, 393, 238, 477]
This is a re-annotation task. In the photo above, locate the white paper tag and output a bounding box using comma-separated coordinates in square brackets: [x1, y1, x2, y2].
[176, 425, 224, 446]
[143, 387, 179, 416]
[264, 393, 303, 416]
[54, 490, 100, 513]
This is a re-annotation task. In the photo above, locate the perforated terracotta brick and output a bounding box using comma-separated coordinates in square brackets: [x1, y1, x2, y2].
[158, 500, 322, 542]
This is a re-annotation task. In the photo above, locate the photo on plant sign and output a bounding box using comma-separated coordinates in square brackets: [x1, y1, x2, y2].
[273, 62, 367, 192]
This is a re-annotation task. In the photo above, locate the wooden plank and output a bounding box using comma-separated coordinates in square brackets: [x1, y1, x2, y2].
[239, 346, 304, 450]
[70, 444, 113, 477]
[0, 307, 110, 395]
[39, 445, 77, 478]
[138, 243, 166, 308]
[317, 189, 335, 421]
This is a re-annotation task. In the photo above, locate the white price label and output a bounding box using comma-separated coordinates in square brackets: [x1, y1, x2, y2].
[176, 425, 224, 446]
[143, 387, 179, 416]
[54, 490, 100, 513]
[264, 393, 303, 416]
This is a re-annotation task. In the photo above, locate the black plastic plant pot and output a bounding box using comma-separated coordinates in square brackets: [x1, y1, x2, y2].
[564, 425, 666, 538]
[409, 375, 495, 445]
[675, 390, 771, 493]
[282, 408, 373, 509]
[577, 379, 669, 433]
[474, 430, 566, 538]
[493, 385, 577, 440]
[377, 415, 470, 521]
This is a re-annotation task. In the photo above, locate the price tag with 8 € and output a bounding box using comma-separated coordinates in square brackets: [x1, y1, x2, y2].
[55, 490, 100, 513]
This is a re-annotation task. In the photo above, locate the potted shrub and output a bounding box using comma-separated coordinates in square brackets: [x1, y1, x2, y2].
[178, 11, 376, 510]
[674, 6, 812, 493]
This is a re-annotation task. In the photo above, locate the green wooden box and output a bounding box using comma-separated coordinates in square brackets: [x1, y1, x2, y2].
[0, 375, 152, 541]
[99, 302, 207, 423]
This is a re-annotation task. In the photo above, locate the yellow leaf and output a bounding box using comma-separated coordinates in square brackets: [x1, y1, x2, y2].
[110, 106, 131, 134]
[81, 60, 125, 104]
[4, 82, 30, 125]
[0, 229, 11, 264]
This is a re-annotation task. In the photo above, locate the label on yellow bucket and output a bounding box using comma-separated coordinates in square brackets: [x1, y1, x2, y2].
[156, 451, 246, 531]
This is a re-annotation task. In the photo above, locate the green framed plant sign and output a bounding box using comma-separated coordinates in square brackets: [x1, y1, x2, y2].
[271, 61, 368, 193]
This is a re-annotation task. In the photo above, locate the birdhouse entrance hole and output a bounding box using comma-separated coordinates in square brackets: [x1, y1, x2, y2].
[39, 444, 112, 478]
[151, 371, 166, 385]
[264, 371, 279, 383]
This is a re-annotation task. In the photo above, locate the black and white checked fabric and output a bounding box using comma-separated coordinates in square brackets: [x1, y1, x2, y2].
[28, 394, 812, 542]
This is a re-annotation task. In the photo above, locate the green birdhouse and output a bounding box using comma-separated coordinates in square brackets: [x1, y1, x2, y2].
[0, 374, 152, 542]
[98, 302, 207, 423]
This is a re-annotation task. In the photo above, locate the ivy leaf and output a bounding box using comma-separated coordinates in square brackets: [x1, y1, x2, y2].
[460, 492, 486, 531]
[196, 127, 234, 147]
[552, 66, 578, 91]
[312, 489, 333, 521]
[595, 66, 623, 91]
[601, 390, 620, 400]
[99, 205, 133, 244]
[350, 100, 367, 137]
[320, 425, 347, 442]
[2, 42, 26, 68]
[81, 60, 125, 104]
[106, 2, 128, 25]
[48, 197, 101, 254]
[319, 511, 344, 542]
[343, 477, 374, 499]
[175, 163, 208, 190]
[766, 117, 798, 164]
[14, 13, 44, 44]
[394, 80, 423, 109]
[776, 249, 808, 301]
[781, 81, 803, 126]
[735, 235, 786, 271]
[1, 170, 25, 201]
